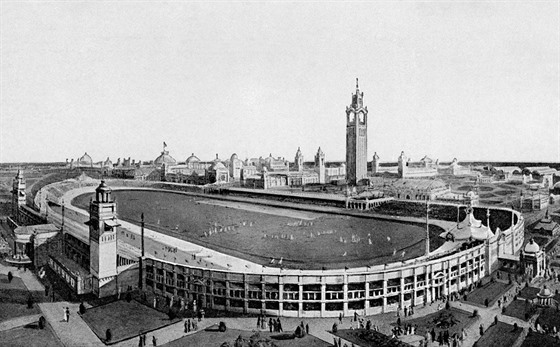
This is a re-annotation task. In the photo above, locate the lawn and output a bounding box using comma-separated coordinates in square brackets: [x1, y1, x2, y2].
[0, 274, 41, 322]
[72, 190, 432, 270]
[518, 287, 540, 301]
[475, 321, 524, 347]
[332, 329, 412, 347]
[535, 307, 560, 331]
[0, 302, 41, 322]
[394, 307, 477, 338]
[0, 322, 61, 347]
[161, 328, 330, 347]
[503, 300, 536, 321]
[81, 299, 180, 344]
[465, 281, 513, 307]
[521, 331, 560, 347]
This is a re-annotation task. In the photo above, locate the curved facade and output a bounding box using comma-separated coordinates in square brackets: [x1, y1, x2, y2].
[41, 181, 524, 318]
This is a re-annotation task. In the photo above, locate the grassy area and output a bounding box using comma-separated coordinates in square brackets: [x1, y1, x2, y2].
[162, 328, 330, 347]
[475, 321, 523, 347]
[81, 300, 180, 344]
[466, 281, 513, 307]
[72, 190, 433, 270]
[395, 307, 477, 338]
[0, 302, 41, 322]
[0, 274, 41, 322]
[333, 329, 411, 347]
[503, 300, 536, 321]
[518, 287, 540, 301]
[535, 307, 560, 331]
[0, 322, 61, 347]
[521, 331, 560, 347]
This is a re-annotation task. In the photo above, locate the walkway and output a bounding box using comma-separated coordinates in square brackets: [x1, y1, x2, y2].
[0, 263, 101, 346]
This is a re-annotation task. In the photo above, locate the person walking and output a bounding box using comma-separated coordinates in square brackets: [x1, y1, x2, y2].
[152, 335, 157, 346]
[63, 307, 67, 322]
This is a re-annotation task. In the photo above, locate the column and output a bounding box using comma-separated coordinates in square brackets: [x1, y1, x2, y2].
[225, 280, 231, 311]
[428, 271, 433, 303]
[261, 282, 266, 313]
[243, 275, 249, 314]
[298, 278, 303, 317]
[412, 273, 417, 306]
[278, 279, 284, 316]
[320, 282, 326, 317]
[382, 279, 388, 313]
[399, 277, 405, 309]
[343, 275, 349, 315]
[162, 267, 166, 296]
[364, 281, 370, 314]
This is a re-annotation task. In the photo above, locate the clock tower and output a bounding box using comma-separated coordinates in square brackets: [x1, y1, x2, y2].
[346, 79, 368, 185]
[89, 180, 120, 296]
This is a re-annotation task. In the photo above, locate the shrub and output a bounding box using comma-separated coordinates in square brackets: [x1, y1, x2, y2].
[38, 316, 46, 329]
[219, 321, 227, 332]
[472, 309, 479, 317]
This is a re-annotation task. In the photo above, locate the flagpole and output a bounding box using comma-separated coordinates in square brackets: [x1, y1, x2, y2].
[426, 200, 430, 256]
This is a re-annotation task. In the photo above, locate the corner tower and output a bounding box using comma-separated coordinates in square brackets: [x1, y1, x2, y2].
[12, 170, 26, 223]
[315, 147, 325, 184]
[294, 147, 304, 172]
[89, 180, 119, 296]
[346, 78, 368, 185]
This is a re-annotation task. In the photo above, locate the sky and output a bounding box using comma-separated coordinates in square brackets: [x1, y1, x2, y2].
[1, 1, 559, 164]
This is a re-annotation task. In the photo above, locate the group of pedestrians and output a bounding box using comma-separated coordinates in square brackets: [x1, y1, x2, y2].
[427, 328, 463, 346]
[137, 333, 157, 346]
[268, 317, 283, 332]
[183, 318, 198, 333]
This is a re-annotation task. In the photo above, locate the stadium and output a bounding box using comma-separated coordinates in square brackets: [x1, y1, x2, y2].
[38, 178, 525, 318]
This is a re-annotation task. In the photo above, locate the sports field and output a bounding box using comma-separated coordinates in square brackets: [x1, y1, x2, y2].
[72, 190, 444, 270]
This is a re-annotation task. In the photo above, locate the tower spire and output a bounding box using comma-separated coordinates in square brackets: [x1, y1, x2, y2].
[356, 77, 359, 91]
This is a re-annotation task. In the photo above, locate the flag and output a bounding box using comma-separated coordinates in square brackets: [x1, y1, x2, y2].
[163, 141, 167, 148]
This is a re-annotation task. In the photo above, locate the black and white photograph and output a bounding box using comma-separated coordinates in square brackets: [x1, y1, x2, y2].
[0, 1, 559, 346]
